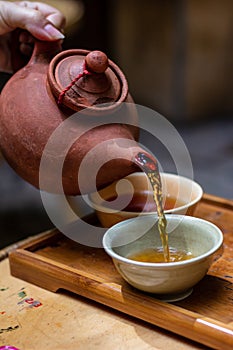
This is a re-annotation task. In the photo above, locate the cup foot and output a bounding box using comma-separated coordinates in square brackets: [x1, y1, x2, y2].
[155, 288, 193, 302]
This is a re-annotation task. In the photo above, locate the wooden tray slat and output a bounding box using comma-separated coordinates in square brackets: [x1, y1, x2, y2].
[9, 193, 233, 350]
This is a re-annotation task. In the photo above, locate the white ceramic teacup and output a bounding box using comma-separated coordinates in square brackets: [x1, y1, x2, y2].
[102, 214, 223, 302]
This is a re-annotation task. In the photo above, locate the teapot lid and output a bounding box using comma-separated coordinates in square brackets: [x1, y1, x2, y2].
[47, 49, 128, 112]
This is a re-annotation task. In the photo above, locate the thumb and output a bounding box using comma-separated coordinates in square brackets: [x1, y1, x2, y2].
[0, 1, 64, 40]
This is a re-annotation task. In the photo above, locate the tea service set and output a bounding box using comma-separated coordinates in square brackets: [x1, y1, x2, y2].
[0, 36, 223, 302]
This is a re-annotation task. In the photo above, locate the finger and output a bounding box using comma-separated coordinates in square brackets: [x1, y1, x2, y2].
[19, 30, 34, 44]
[19, 41, 33, 56]
[0, 1, 65, 40]
[17, 1, 66, 29]
[46, 12, 66, 30]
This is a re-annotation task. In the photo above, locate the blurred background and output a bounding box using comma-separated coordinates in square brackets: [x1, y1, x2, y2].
[0, 0, 232, 248]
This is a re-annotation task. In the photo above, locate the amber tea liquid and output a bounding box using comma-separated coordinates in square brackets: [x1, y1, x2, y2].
[106, 193, 185, 212]
[128, 247, 194, 263]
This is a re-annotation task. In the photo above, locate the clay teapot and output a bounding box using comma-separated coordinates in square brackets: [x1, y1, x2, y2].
[0, 39, 143, 195]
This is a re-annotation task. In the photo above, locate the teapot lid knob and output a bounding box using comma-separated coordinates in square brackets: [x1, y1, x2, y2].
[85, 51, 108, 74]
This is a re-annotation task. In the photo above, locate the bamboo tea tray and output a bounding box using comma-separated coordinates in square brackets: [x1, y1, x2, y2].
[9, 193, 233, 349]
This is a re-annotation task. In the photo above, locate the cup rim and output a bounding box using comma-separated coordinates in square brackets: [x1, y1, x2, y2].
[87, 172, 203, 215]
[102, 214, 223, 267]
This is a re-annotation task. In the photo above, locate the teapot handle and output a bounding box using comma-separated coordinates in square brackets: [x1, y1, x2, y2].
[10, 29, 62, 72]
[10, 29, 29, 72]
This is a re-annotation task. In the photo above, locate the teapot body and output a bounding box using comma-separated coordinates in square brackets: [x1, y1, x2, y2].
[0, 41, 140, 195]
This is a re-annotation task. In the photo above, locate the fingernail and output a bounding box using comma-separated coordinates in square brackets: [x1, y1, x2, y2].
[44, 24, 65, 39]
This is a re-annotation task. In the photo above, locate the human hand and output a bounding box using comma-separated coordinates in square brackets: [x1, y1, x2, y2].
[0, 1, 66, 72]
